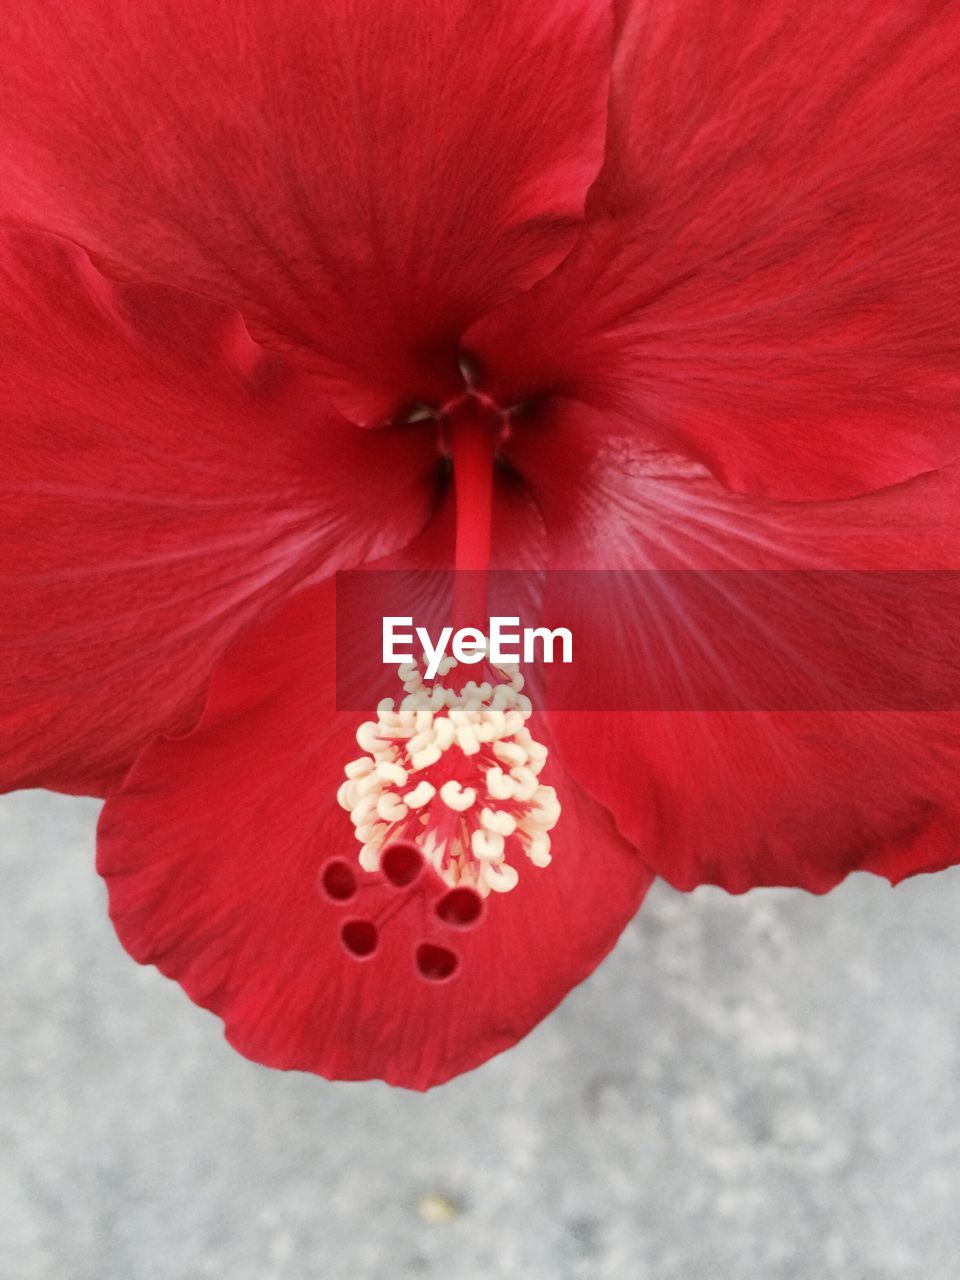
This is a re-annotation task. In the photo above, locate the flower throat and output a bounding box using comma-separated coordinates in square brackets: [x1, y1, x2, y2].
[336, 393, 560, 898]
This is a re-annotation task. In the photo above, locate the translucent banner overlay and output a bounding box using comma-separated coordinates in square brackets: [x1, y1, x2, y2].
[335, 570, 960, 712]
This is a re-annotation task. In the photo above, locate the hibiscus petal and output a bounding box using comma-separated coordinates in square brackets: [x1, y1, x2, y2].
[0, 229, 437, 796]
[469, 1, 960, 498]
[1, 0, 613, 421]
[502, 399, 960, 892]
[97, 572, 652, 1088]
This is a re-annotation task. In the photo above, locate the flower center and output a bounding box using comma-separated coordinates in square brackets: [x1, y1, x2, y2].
[336, 385, 560, 899]
[337, 654, 558, 896]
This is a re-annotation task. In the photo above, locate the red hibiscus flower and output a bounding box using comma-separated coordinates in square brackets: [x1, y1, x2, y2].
[2, 0, 960, 1088]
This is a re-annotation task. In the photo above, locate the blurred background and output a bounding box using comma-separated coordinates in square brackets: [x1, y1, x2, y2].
[3, 788, 960, 1280]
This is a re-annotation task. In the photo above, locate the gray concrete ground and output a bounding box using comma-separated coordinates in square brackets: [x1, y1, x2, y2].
[3, 788, 960, 1280]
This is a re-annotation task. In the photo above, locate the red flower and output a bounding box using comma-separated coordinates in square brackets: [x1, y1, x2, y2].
[2, 0, 960, 1087]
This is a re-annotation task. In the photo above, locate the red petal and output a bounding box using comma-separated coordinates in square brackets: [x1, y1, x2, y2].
[503, 400, 960, 572]
[97, 579, 652, 1088]
[548, 699, 960, 894]
[0, 230, 436, 796]
[1, 0, 613, 421]
[505, 400, 960, 891]
[470, 2, 960, 499]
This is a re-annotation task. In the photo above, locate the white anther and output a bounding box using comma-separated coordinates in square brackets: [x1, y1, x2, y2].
[434, 718, 455, 750]
[355, 771, 384, 798]
[509, 766, 539, 801]
[429, 686, 446, 710]
[532, 804, 559, 828]
[437, 655, 457, 676]
[476, 683, 493, 701]
[455, 724, 481, 756]
[416, 709, 434, 732]
[473, 721, 495, 743]
[412, 743, 442, 771]
[480, 808, 517, 837]
[406, 730, 435, 757]
[377, 794, 409, 822]
[510, 672, 525, 693]
[526, 786, 561, 829]
[448, 707, 469, 726]
[486, 766, 516, 800]
[344, 757, 375, 780]
[515, 695, 533, 718]
[462, 682, 481, 699]
[503, 710, 525, 735]
[527, 741, 548, 762]
[359, 843, 381, 872]
[397, 663, 418, 682]
[485, 708, 507, 738]
[404, 780, 436, 809]
[350, 796, 378, 826]
[521, 811, 548, 834]
[376, 761, 408, 787]
[471, 829, 505, 862]
[376, 697, 395, 718]
[336, 780, 356, 811]
[355, 822, 387, 843]
[355, 721, 381, 753]
[493, 740, 527, 768]
[440, 780, 477, 812]
[482, 861, 520, 893]
[358, 762, 389, 793]
[526, 834, 552, 867]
